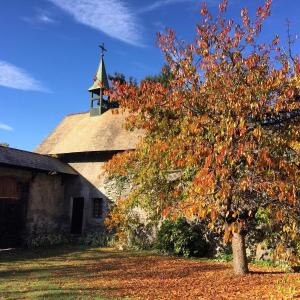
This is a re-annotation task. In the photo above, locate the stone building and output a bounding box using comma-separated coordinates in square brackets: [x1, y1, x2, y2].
[36, 110, 141, 232]
[36, 45, 142, 234]
[0, 146, 76, 248]
[0, 45, 142, 247]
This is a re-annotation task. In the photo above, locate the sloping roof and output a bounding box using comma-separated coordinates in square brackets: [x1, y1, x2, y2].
[0, 146, 77, 175]
[89, 57, 109, 92]
[36, 109, 143, 155]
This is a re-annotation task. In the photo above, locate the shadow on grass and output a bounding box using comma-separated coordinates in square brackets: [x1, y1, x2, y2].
[0, 245, 152, 265]
[0, 245, 126, 264]
[0, 245, 97, 263]
[1, 287, 113, 300]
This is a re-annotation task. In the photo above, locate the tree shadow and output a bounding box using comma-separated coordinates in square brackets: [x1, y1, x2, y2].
[0, 245, 107, 263]
[250, 271, 285, 275]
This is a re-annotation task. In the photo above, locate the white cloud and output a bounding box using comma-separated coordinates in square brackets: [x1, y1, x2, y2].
[22, 13, 57, 25]
[37, 14, 57, 24]
[48, 0, 143, 46]
[0, 123, 13, 131]
[138, 0, 195, 14]
[0, 60, 49, 92]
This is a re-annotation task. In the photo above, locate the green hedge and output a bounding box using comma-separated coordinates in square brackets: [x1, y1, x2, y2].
[156, 218, 209, 257]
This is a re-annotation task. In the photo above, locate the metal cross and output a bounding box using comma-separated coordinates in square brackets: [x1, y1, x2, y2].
[99, 43, 107, 57]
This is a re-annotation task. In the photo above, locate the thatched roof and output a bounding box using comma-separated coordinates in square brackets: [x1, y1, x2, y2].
[36, 109, 143, 155]
[0, 146, 77, 175]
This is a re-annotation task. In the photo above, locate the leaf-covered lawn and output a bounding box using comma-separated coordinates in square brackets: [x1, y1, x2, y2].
[0, 246, 299, 299]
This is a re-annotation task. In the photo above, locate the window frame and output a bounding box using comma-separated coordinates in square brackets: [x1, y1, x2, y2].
[92, 198, 103, 219]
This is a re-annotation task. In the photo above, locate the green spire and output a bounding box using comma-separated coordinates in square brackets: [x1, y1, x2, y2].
[89, 43, 110, 117]
[89, 58, 109, 92]
[89, 43, 109, 93]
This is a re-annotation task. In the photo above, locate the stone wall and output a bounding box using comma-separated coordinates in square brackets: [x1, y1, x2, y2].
[0, 166, 71, 243]
[27, 173, 70, 235]
[66, 161, 110, 232]
[63, 151, 131, 233]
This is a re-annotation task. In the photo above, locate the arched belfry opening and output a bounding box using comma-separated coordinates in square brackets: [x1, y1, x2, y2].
[89, 43, 110, 117]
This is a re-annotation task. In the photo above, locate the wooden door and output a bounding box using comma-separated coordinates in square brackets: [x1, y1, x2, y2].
[0, 199, 23, 247]
[0, 177, 23, 248]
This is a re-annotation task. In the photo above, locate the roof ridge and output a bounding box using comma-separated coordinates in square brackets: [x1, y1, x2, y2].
[0, 146, 77, 175]
[1, 145, 59, 161]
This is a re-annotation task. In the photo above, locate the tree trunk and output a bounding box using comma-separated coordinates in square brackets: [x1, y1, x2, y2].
[232, 232, 249, 275]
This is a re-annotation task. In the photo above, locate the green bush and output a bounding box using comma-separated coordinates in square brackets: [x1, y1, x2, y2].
[214, 245, 233, 262]
[82, 231, 108, 247]
[27, 233, 69, 248]
[127, 221, 155, 250]
[156, 218, 209, 257]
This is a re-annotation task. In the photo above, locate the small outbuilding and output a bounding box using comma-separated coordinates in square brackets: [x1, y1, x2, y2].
[0, 146, 77, 248]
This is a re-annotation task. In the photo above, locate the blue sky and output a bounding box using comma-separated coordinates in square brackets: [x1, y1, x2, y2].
[0, 0, 299, 151]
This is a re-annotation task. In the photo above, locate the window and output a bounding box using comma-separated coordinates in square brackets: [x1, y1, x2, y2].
[93, 198, 103, 218]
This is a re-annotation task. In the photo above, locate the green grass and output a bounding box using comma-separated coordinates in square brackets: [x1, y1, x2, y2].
[0, 245, 123, 299]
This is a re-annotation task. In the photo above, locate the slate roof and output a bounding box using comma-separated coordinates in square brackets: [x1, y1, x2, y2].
[36, 109, 143, 155]
[0, 146, 77, 175]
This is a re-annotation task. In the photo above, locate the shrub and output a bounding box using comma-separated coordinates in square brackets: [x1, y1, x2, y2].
[126, 219, 155, 250]
[214, 245, 233, 262]
[106, 205, 156, 250]
[27, 233, 69, 248]
[82, 231, 108, 247]
[156, 218, 209, 257]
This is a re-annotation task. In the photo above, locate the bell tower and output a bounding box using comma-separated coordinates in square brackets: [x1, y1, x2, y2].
[89, 43, 110, 117]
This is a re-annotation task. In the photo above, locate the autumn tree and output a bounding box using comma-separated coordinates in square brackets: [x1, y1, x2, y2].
[109, 72, 137, 86]
[106, 0, 300, 275]
[142, 65, 174, 86]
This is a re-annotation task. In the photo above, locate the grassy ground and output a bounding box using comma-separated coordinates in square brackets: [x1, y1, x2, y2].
[0, 245, 300, 299]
